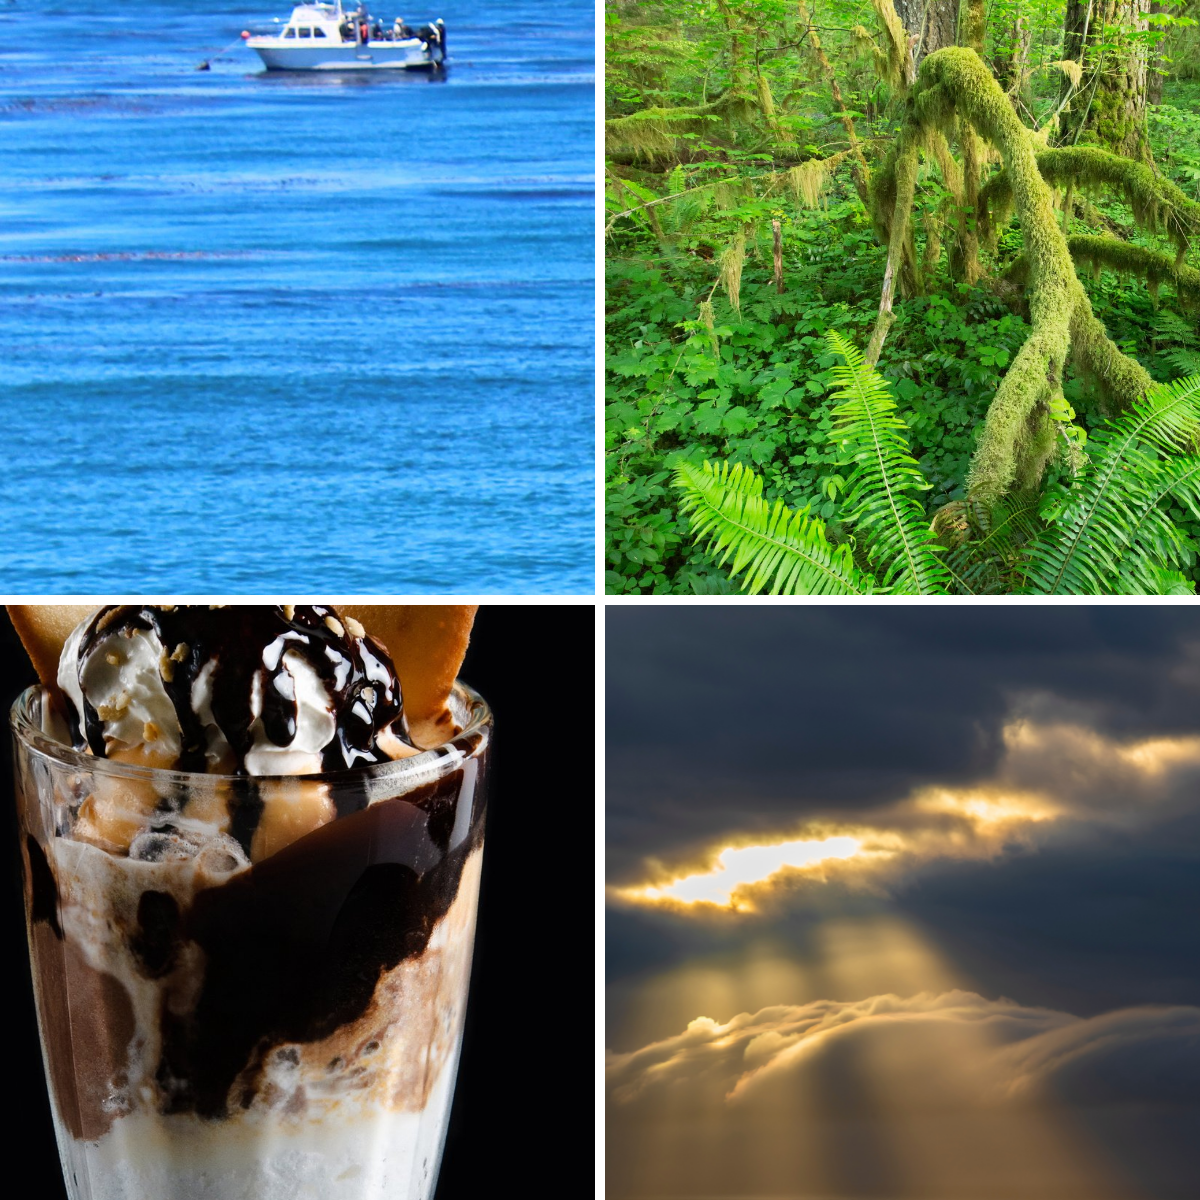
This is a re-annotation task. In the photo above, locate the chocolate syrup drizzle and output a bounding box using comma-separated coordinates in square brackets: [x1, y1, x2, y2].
[61, 605, 414, 853]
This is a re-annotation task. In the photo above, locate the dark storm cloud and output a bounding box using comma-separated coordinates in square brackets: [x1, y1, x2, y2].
[899, 805, 1200, 1018]
[607, 606, 1200, 880]
[607, 606, 1200, 1029]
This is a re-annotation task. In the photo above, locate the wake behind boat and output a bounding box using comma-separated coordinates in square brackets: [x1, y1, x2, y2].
[244, 3, 445, 70]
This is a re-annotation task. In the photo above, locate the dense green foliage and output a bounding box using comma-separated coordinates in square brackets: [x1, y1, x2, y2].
[606, 0, 1200, 594]
[674, 337, 1200, 594]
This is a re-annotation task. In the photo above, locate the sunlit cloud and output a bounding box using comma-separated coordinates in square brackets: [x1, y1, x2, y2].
[609, 719, 1200, 915]
[608, 990, 1198, 1200]
[620, 835, 862, 910]
[606, 991, 1200, 1110]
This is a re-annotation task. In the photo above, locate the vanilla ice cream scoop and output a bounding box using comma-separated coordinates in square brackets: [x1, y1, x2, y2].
[55, 604, 414, 776]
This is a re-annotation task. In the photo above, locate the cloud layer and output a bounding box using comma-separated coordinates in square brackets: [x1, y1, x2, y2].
[607, 992, 1200, 1199]
[607, 990, 1200, 1111]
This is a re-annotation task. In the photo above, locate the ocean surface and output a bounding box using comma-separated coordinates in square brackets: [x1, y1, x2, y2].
[0, 0, 594, 593]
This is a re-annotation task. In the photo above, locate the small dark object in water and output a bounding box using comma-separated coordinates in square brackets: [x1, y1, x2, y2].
[196, 61, 211, 71]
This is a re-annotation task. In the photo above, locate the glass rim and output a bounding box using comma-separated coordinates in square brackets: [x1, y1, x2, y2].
[9, 678, 491, 786]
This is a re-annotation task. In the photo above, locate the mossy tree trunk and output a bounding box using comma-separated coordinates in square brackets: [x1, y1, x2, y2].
[957, 0, 987, 52]
[894, 0, 958, 67]
[1060, 0, 1153, 163]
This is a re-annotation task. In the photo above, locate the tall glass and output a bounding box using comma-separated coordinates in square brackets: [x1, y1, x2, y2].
[11, 681, 489, 1200]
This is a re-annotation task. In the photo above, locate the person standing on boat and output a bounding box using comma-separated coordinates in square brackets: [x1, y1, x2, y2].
[394, 16, 412, 37]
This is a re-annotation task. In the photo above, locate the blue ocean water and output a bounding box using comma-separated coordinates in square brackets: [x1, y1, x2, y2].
[0, 0, 594, 593]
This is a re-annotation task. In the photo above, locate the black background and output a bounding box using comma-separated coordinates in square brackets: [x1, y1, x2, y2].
[0, 603, 593, 1199]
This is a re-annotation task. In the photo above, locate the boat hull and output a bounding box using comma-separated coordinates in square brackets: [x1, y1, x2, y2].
[248, 39, 440, 70]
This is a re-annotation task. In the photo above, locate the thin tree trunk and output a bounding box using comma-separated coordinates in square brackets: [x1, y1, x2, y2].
[1146, 1, 1165, 105]
[796, 0, 871, 203]
[772, 220, 784, 292]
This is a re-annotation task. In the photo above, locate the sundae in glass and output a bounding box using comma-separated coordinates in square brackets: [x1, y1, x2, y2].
[7, 603, 487, 1200]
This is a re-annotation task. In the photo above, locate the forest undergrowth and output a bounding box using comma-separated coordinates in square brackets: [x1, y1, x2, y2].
[605, 0, 1200, 594]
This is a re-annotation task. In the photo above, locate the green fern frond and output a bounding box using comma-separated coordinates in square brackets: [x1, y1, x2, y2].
[1165, 348, 1200, 380]
[943, 494, 1045, 594]
[672, 460, 874, 595]
[1022, 376, 1200, 594]
[824, 330, 951, 594]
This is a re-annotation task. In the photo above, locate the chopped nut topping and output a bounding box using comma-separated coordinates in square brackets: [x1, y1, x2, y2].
[144, 721, 160, 742]
[160, 604, 176, 612]
[361, 686, 376, 707]
[345, 616, 365, 638]
[325, 615, 345, 638]
[159, 651, 175, 682]
[96, 700, 127, 721]
[105, 651, 121, 666]
[171, 642, 189, 663]
[283, 604, 296, 621]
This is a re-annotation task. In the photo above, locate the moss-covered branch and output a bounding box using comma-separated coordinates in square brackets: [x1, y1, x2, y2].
[885, 47, 1156, 504]
[979, 145, 1200, 258]
[604, 103, 723, 159]
[1004, 235, 1200, 305]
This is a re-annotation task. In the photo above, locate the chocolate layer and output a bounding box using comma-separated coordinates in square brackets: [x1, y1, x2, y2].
[24, 751, 487, 1133]
[24, 832, 135, 1142]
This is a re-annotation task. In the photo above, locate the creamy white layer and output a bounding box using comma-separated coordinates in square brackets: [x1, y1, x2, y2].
[34, 842, 484, 1200]
[51, 1041, 462, 1200]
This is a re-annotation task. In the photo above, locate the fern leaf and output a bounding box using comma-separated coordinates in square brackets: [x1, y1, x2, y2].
[824, 330, 951, 594]
[1023, 376, 1200, 594]
[673, 460, 873, 595]
[944, 495, 1045, 594]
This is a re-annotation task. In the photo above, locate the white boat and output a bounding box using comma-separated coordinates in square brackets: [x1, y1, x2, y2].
[243, 3, 445, 71]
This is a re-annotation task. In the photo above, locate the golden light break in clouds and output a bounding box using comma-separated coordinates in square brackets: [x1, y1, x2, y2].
[611, 717, 1200, 915]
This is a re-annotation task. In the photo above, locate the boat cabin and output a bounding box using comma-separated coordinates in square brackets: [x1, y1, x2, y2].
[277, 3, 347, 41]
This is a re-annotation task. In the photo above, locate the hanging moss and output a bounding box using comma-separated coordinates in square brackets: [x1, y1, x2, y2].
[788, 155, 847, 208]
[604, 103, 720, 159]
[870, 0, 914, 89]
[926, 129, 965, 202]
[954, 121, 984, 283]
[922, 211, 945, 276]
[978, 146, 1200, 260]
[1052, 58, 1083, 90]
[719, 228, 747, 312]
